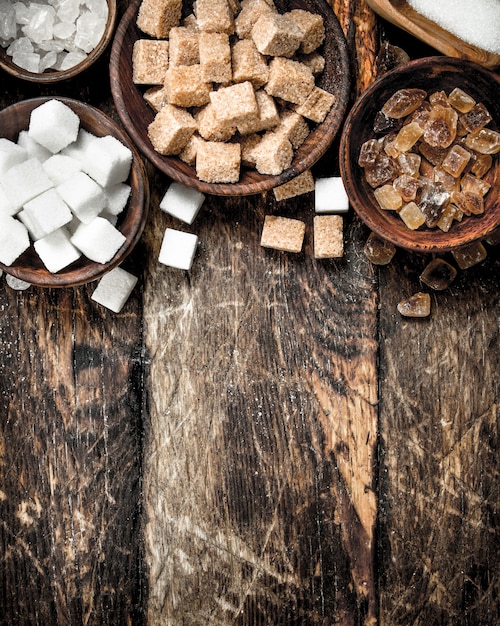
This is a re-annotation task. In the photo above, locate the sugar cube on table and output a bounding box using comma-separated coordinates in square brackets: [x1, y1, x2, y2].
[0, 138, 27, 177]
[83, 135, 133, 187]
[91, 266, 138, 313]
[42, 154, 82, 185]
[23, 188, 73, 239]
[0, 215, 30, 266]
[314, 177, 349, 214]
[273, 169, 315, 201]
[260, 215, 306, 253]
[34, 227, 82, 273]
[158, 228, 199, 270]
[1, 158, 54, 213]
[28, 99, 80, 153]
[70, 216, 126, 264]
[57, 171, 106, 223]
[313, 215, 343, 258]
[105, 183, 131, 216]
[159, 182, 205, 225]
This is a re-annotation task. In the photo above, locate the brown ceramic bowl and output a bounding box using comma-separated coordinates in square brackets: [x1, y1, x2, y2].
[110, 0, 350, 196]
[340, 57, 500, 253]
[0, 0, 117, 83]
[0, 97, 149, 287]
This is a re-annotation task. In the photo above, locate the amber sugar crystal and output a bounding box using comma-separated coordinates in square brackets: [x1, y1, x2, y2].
[420, 258, 457, 290]
[397, 292, 431, 318]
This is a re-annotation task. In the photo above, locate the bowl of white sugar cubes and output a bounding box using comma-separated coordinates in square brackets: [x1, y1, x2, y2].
[109, 0, 350, 196]
[0, 0, 116, 82]
[0, 97, 149, 287]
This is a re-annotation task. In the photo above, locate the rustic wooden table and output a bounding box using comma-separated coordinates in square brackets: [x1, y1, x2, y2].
[0, 1, 498, 624]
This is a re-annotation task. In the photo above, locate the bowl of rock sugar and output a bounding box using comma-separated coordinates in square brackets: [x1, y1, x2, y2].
[0, 97, 149, 287]
[340, 56, 500, 253]
[0, 0, 117, 82]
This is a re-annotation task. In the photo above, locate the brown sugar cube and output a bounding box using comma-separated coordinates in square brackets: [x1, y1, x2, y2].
[195, 103, 236, 141]
[288, 9, 325, 54]
[252, 131, 293, 175]
[251, 12, 302, 58]
[196, 141, 241, 183]
[209, 80, 259, 124]
[265, 57, 315, 105]
[314, 215, 343, 258]
[199, 32, 232, 84]
[260, 215, 306, 253]
[231, 38, 269, 88]
[273, 169, 315, 201]
[236, 90, 279, 135]
[295, 86, 335, 123]
[164, 65, 211, 107]
[137, 0, 182, 37]
[132, 39, 170, 84]
[143, 85, 169, 112]
[235, 0, 275, 38]
[274, 110, 310, 149]
[298, 51, 325, 75]
[195, 0, 235, 34]
[168, 27, 200, 66]
[178, 134, 205, 164]
[240, 133, 261, 167]
[147, 104, 198, 155]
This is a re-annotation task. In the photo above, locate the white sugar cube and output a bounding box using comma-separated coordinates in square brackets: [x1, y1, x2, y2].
[104, 182, 131, 216]
[91, 266, 138, 313]
[0, 138, 27, 177]
[17, 130, 52, 163]
[158, 228, 199, 271]
[315, 177, 350, 214]
[0, 214, 30, 266]
[62, 128, 98, 162]
[42, 153, 82, 185]
[0, 183, 15, 217]
[18, 209, 47, 241]
[28, 99, 80, 153]
[70, 216, 126, 263]
[23, 188, 73, 239]
[159, 182, 205, 225]
[57, 171, 106, 223]
[83, 135, 133, 187]
[34, 227, 82, 273]
[1, 158, 54, 213]
[6, 275, 31, 290]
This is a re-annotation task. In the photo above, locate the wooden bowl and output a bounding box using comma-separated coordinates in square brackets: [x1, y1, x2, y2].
[0, 0, 117, 83]
[110, 0, 350, 196]
[365, 0, 500, 69]
[340, 57, 500, 253]
[0, 97, 149, 287]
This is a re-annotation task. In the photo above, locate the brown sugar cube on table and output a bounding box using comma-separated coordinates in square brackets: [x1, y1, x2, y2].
[137, 0, 182, 37]
[196, 141, 241, 183]
[168, 26, 200, 66]
[313, 215, 344, 258]
[147, 104, 198, 155]
[273, 170, 315, 201]
[199, 32, 232, 84]
[260, 216, 306, 253]
[132, 40, 170, 84]
[164, 65, 211, 107]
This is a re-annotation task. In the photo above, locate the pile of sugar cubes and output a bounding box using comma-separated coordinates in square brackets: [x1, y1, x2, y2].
[0, 98, 134, 276]
[0, 0, 108, 73]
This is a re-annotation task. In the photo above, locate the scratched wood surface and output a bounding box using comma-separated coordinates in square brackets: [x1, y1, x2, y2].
[0, 1, 498, 625]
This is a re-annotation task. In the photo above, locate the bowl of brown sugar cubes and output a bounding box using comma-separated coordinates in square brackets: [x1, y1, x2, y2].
[0, 0, 117, 82]
[0, 97, 149, 287]
[340, 56, 500, 253]
[109, 0, 350, 196]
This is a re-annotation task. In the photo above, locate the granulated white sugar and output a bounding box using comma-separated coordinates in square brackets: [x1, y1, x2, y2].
[407, 0, 500, 53]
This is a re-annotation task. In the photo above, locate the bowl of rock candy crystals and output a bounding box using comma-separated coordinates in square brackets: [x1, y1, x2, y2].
[340, 56, 500, 253]
[0, 97, 149, 287]
[110, 0, 350, 196]
[0, 0, 116, 82]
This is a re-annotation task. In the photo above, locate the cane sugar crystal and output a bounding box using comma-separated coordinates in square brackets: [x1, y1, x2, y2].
[42, 154, 82, 185]
[273, 169, 315, 201]
[70, 216, 126, 264]
[397, 292, 431, 318]
[420, 258, 457, 290]
[137, 0, 182, 38]
[23, 188, 73, 239]
[91, 266, 138, 313]
[314, 177, 349, 214]
[159, 182, 205, 225]
[1, 158, 53, 213]
[314, 215, 343, 259]
[132, 39, 170, 84]
[260, 215, 306, 253]
[0, 139, 27, 177]
[105, 183, 131, 216]
[196, 141, 241, 183]
[83, 136, 133, 187]
[148, 105, 197, 155]
[57, 171, 106, 223]
[0, 214, 30, 266]
[28, 100, 80, 153]
[34, 227, 81, 273]
[265, 57, 314, 105]
[363, 232, 396, 265]
[158, 228, 199, 270]
[398, 201, 426, 230]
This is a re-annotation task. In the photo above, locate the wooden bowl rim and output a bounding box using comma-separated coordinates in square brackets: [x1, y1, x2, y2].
[0, 0, 117, 83]
[340, 56, 500, 253]
[110, 0, 351, 196]
[0, 96, 149, 287]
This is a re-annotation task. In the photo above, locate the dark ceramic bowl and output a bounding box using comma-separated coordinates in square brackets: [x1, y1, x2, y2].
[0, 97, 149, 287]
[340, 57, 500, 253]
[110, 0, 350, 196]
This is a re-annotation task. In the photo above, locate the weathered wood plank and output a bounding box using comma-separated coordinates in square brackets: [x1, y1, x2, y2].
[376, 245, 500, 625]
